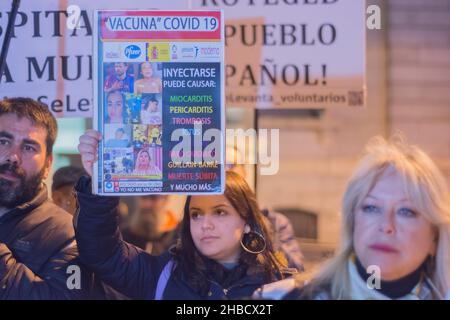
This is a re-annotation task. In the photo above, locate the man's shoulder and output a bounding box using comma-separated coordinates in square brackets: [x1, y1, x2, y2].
[33, 199, 73, 218]
[25, 200, 74, 236]
[8, 200, 77, 272]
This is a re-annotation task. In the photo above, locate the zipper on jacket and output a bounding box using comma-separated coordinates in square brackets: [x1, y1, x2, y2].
[209, 279, 249, 298]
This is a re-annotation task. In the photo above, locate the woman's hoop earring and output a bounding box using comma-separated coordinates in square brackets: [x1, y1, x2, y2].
[240, 230, 267, 254]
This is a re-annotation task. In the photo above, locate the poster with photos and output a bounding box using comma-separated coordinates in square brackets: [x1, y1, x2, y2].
[93, 10, 225, 195]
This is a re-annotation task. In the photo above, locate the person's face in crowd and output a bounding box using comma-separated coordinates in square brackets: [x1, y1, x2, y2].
[107, 92, 123, 123]
[189, 194, 246, 264]
[138, 195, 168, 213]
[136, 208, 160, 239]
[0, 114, 52, 208]
[135, 195, 169, 238]
[353, 166, 436, 281]
[114, 63, 127, 77]
[52, 185, 77, 215]
[137, 151, 150, 168]
[141, 62, 154, 79]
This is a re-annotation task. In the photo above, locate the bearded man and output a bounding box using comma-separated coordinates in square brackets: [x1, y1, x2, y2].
[0, 98, 89, 299]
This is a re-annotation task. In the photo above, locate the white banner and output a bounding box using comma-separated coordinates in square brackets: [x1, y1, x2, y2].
[0, 0, 189, 117]
[1, 0, 366, 115]
[194, 0, 366, 109]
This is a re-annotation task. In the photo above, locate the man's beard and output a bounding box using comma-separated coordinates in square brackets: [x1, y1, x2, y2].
[0, 162, 47, 208]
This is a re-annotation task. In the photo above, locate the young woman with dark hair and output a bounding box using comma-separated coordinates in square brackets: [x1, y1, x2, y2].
[75, 130, 292, 299]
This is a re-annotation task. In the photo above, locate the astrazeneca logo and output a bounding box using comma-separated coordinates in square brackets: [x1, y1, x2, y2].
[124, 45, 142, 59]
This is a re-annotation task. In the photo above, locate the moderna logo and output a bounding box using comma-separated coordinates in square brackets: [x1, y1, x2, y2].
[124, 45, 141, 59]
[194, 46, 199, 58]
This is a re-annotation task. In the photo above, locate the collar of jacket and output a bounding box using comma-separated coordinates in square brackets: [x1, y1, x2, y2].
[173, 255, 268, 297]
[194, 266, 267, 298]
[0, 184, 47, 224]
[347, 258, 439, 300]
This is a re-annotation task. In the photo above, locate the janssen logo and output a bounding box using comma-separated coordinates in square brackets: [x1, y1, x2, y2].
[124, 45, 141, 59]
[181, 47, 195, 58]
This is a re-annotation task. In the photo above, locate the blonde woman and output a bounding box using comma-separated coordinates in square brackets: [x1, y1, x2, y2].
[258, 135, 450, 300]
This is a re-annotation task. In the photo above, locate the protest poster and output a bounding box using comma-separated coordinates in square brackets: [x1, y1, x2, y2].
[93, 10, 225, 195]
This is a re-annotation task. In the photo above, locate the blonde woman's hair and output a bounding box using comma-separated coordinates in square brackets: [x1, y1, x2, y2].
[308, 134, 450, 299]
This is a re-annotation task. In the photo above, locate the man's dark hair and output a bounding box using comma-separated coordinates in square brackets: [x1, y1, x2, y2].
[52, 165, 86, 192]
[0, 97, 57, 157]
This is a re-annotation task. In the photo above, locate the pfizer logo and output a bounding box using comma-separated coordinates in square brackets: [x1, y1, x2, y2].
[124, 45, 141, 59]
